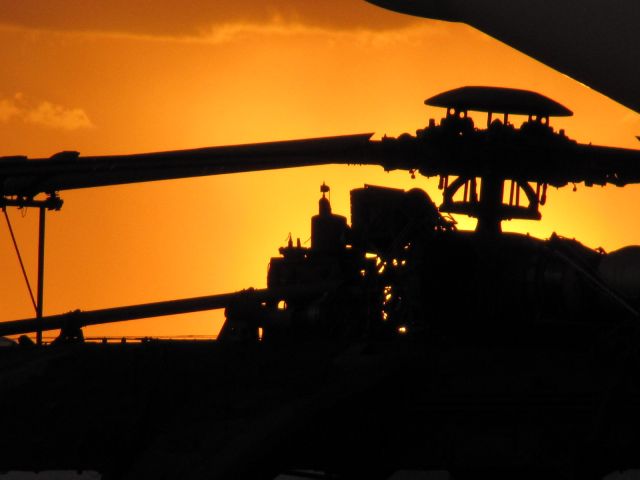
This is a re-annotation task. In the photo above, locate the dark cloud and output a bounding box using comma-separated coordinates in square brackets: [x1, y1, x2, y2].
[0, 0, 414, 36]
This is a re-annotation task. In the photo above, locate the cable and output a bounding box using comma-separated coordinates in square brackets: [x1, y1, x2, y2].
[3, 208, 37, 313]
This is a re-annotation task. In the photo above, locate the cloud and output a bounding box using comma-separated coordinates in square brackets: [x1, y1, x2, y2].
[0, 94, 93, 130]
[0, 0, 416, 37]
[0, 97, 20, 121]
[24, 101, 93, 130]
[193, 18, 441, 47]
[0, 16, 444, 50]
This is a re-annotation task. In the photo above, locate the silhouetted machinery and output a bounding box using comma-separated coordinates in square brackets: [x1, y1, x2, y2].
[232, 89, 640, 346]
[2, 86, 640, 478]
[223, 181, 640, 345]
[4, 86, 640, 343]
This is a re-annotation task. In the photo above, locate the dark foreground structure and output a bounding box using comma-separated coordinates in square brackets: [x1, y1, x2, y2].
[1, 328, 639, 479]
[2, 87, 640, 478]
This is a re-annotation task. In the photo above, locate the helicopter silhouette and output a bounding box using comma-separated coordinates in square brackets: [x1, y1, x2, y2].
[2, 85, 640, 338]
[1, 86, 640, 478]
[2, 0, 640, 475]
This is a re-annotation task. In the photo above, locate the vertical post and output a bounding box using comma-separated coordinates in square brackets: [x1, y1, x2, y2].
[476, 176, 505, 235]
[36, 206, 46, 346]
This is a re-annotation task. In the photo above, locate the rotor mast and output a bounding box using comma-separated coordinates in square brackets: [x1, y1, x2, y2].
[421, 86, 573, 234]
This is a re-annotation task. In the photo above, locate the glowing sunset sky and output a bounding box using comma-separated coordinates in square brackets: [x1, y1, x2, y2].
[1, 1, 639, 338]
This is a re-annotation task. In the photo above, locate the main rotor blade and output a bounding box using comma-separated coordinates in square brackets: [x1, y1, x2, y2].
[4, 129, 640, 198]
[376, 135, 640, 188]
[0, 134, 375, 197]
[0, 282, 340, 337]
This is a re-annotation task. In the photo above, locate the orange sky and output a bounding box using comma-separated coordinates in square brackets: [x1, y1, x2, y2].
[1, 1, 639, 339]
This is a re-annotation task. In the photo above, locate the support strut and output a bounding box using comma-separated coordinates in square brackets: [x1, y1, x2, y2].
[1, 193, 61, 345]
[36, 207, 45, 345]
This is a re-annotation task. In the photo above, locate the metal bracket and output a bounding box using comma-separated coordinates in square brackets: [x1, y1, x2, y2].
[0, 193, 63, 211]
